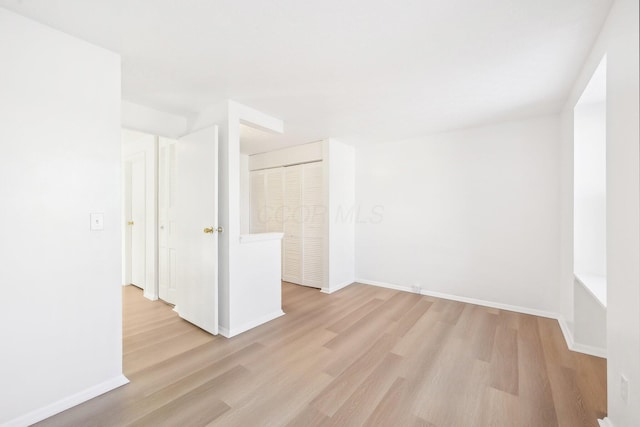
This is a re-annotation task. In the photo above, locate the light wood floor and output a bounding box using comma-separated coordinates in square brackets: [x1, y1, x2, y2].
[36, 282, 606, 427]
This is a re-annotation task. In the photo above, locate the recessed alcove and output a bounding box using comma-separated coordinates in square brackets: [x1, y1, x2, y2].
[573, 55, 607, 353]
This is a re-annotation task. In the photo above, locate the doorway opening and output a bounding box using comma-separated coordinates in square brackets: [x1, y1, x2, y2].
[240, 124, 326, 290]
[121, 129, 158, 301]
[121, 126, 221, 334]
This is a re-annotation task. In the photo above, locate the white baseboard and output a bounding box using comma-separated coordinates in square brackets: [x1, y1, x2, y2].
[357, 279, 421, 295]
[571, 342, 607, 358]
[3, 374, 129, 427]
[356, 278, 608, 358]
[219, 310, 285, 338]
[321, 280, 354, 294]
[557, 313, 607, 358]
[143, 290, 158, 301]
[598, 417, 614, 427]
[356, 278, 559, 319]
[557, 316, 575, 348]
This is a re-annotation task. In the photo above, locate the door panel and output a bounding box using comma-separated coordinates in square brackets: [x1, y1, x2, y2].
[283, 165, 303, 284]
[159, 139, 178, 304]
[302, 162, 324, 288]
[250, 170, 267, 233]
[127, 153, 146, 289]
[250, 162, 324, 288]
[266, 168, 284, 232]
[175, 126, 219, 335]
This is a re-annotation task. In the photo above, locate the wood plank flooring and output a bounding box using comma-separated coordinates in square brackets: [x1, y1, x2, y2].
[35, 282, 606, 427]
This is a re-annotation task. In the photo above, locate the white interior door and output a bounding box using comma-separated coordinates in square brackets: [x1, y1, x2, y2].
[175, 125, 219, 335]
[159, 139, 178, 304]
[125, 153, 146, 289]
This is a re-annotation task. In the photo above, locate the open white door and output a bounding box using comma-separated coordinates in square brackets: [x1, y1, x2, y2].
[159, 138, 178, 304]
[175, 125, 219, 335]
[124, 152, 146, 289]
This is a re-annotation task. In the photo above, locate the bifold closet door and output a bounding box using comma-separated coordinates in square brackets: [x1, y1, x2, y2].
[250, 170, 267, 233]
[301, 162, 324, 288]
[251, 162, 324, 288]
[265, 168, 284, 232]
[283, 165, 303, 284]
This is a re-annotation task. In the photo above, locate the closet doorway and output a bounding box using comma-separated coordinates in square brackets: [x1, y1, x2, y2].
[247, 141, 326, 289]
[241, 135, 356, 295]
[121, 127, 220, 334]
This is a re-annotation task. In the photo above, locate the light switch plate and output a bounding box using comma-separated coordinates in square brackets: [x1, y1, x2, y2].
[621, 375, 629, 403]
[90, 213, 104, 231]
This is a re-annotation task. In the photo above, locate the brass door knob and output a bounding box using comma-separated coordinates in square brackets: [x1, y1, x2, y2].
[127, 221, 134, 226]
[203, 227, 214, 234]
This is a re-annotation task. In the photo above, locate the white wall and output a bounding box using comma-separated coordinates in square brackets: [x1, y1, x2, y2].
[324, 139, 356, 293]
[574, 100, 607, 277]
[560, 1, 639, 425]
[233, 235, 285, 336]
[355, 115, 562, 314]
[121, 100, 188, 139]
[221, 101, 284, 335]
[603, 0, 639, 423]
[122, 129, 159, 300]
[0, 8, 126, 426]
[574, 280, 607, 351]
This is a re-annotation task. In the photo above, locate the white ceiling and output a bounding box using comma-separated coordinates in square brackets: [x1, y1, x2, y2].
[1, 0, 612, 148]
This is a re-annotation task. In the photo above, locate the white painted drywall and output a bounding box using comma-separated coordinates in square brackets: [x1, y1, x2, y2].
[324, 139, 356, 293]
[560, 1, 639, 424]
[231, 234, 285, 337]
[355, 115, 562, 313]
[0, 8, 125, 426]
[574, 100, 607, 277]
[604, 0, 639, 423]
[121, 130, 158, 300]
[121, 100, 188, 139]
[574, 279, 607, 352]
[221, 101, 284, 335]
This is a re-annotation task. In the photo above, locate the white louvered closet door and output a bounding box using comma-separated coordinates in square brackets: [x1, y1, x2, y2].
[283, 165, 303, 284]
[301, 162, 324, 288]
[266, 168, 284, 232]
[250, 170, 267, 233]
